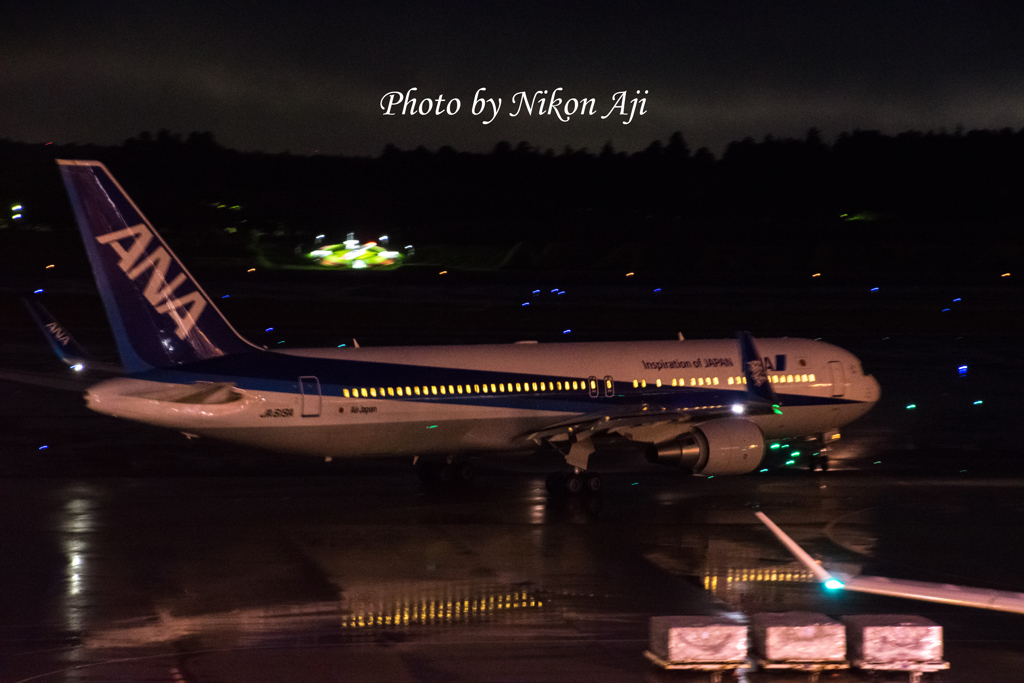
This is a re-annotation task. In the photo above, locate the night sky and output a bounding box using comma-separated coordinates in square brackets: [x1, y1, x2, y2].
[4, 1, 1024, 156]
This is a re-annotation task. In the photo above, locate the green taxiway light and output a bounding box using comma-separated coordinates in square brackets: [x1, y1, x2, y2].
[791, 451, 800, 457]
[770, 443, 781, 449]
[973, 400, 983, 405]
[906, 404, 916, 409]
[785, 459, 795, 465]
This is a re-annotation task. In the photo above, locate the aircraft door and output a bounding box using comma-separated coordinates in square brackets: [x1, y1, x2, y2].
[827, 361, 845, 397]
[299, 376, 322, 417]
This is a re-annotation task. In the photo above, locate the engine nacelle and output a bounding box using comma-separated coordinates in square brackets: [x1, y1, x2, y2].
[646, 418, 765, 475]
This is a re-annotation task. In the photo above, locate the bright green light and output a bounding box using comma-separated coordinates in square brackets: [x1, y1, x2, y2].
[427, 425, 438, 429]
[772, 404, 783, 415]
[781, 444, 790, 449]
[825, 579, 844, 590]
[786, 459, 795, 465]
[770, 443, 780, 449]
[906, 404, 916, 409]
[791, 451, 800, 457]
[973, 400, 983, 405]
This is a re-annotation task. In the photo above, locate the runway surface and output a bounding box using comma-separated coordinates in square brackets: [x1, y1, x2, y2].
[2, 275, 1023, 681]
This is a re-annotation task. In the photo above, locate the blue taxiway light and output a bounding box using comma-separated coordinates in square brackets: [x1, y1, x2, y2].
[522, 302, 530, 306]
[265, 327, 274, 332]
[39, 445, 48, 450]
[222, 295, 230, 299]
[653, 288, 661, 292]
[942, 308, 950, 312]
[532, 290, 540, 294]
[953, 298, 962, 302]
[871, 287, 879, 291]
[34, 289, 43, 293]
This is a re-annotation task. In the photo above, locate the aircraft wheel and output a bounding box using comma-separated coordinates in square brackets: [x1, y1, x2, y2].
[545, 472, 566, 493]
[584, 473, 602, 493]
[456, 462, 475, 482]
[564, 474, 583, 495]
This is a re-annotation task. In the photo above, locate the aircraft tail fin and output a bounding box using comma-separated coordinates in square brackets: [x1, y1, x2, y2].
[22, 296, 93, 369]
[58, 160, 256, 373]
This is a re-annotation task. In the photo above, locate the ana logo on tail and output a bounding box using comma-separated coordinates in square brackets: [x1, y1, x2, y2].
[95, 223, 207, 339]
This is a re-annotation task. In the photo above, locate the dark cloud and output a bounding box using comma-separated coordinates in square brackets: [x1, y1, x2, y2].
[3, 1, 1024, 154]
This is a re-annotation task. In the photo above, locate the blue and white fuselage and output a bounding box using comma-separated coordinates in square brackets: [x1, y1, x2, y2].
[59, 160, 880, 477]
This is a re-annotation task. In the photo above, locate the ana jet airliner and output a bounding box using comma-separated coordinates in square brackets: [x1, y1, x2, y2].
[56, 160, 880, 493]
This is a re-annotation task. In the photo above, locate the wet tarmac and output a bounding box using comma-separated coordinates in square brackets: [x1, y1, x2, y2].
[2, 276, 1024, 682]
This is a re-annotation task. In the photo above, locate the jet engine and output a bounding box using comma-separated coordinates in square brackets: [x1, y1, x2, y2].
[646, 418, 765, 475]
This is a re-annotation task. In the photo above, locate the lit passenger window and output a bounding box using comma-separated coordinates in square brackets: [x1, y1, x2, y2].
[605, 379, 612, 390]
[589, 380, 596, 390]
[370, 388, 377, 397]
[656, 379, 662, 387]
[448, 385, 455, 394]
[414, 387, 421, 396]
[672, 378, 678, 387]
[809, 374, 815, 382]
[713, 377, 719, 385]
[440, 386, 446, 395]
[557, 382, 562, 390]
[540, 382, 546, 391]
[572, 381, 578, 390]
[499, 383, 505, 392]
[396, 387, 403, 396]
[516, 383, 522, 392]
[698, 378, 704, 386]
[530, 382, 536, 391]
[431, 386, 437, 395]
[380, 387, 385, 396]
[490, 384, 496, 392]
[640, 379, 647, 388]
[481, 384, 487, 393]
[728, 377, 734, 385]
[705, 377, 711, 385]
[785, 375, 791, 383]
[343, 388, 351, 397]
[691, 378, 696, 386]
[360, 388, 368, 397]
[387, 387, 395, 396]
[800, 374, 807, 382]
[742, 377, 747, 384]
[633, 380, 639, 388]
[405, 386, 412, 395]
[457, 385, 463, 394]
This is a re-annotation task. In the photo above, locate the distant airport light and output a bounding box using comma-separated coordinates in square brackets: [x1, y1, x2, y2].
[1002, 273, 1011, 277]
[958, 365, 967, 376]
[786, 460, 795, 465]
[71, 364, 84, 372]
[33, 289, 43, 293]
[45, 264, 54, 269]
[39, 445, 48, 450]
[278, 341, 285, 344]
[247, 268, 255, 272]
[11, 204, 22, 211]
[974, 400, 983, 405]
[378, 235, 388, 243]
[12, 213, 22, 219]
[337, 344, 346, 347]
[870, 287, 879, 291]
[759, 468, 768, 473]
[522, 302, 529, 306]
[427, 425, 438, 429]
[563, 329, 571, 334]
[812, 273, 821, 277]
[557, 291, 565, 295]
[533, 290, 540, 294]
[791, 451, 801, 457]
[953, 297, 961, 302]
[770, 443, 780, 449]
[439, 270, 447, 275]
[265, 328, 274, 332]
[626, 272, 634, 276]
[315, 234, 325, 240]
[824, 579, 845, 590]
[653, 288, 662, 292]
[551, 289, 558, 293]
[906, 404, 917, 409]
[874, 461, 881, 464]
[221, 295, 230, 298]
[731, 404, 745, 414]
[942, 308, 950, 312]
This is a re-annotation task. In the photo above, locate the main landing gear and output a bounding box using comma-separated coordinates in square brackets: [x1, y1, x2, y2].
[545, 469, 602, 495]
[416, 457, 474, 487]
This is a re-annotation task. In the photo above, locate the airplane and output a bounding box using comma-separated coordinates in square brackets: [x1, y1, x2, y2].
[53, 159, 881, 493]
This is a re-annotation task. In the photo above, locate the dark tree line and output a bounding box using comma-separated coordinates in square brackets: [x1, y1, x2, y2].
[1, 128, 1022, 274]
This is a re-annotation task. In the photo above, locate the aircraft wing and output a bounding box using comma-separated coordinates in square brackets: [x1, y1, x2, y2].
[756, 511, 1024, 615]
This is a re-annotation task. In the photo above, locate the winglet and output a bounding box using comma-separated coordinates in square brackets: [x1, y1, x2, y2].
[22, 297, 93, 370]
[738, 331, 779, 405]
